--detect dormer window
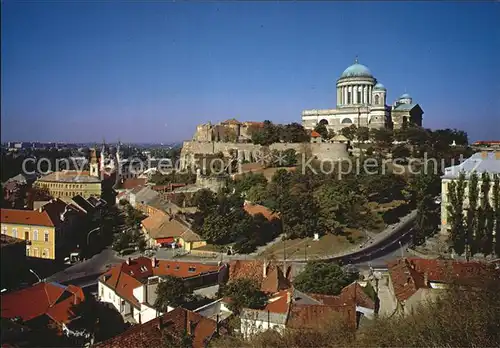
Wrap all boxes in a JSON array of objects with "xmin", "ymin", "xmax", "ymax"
[
  {"xmin": 188, "ymin": 267, "xmax": 196, "ymax": 273},
  {"xmin": 175, "ymin": 266, "xmax": 180, "ymax": 271}
]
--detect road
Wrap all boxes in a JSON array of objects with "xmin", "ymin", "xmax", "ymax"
[
  {"xmin": 45, "ymin": 211, "xmax": 416, "ymax": 286},
  {"xmin": 45, "ymin": 247, "xmax": 122, "ymax": 284}
]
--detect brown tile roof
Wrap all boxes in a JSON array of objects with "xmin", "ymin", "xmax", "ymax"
[
  {"xmin": 221, "ymin": 118, "xmax": 241, "ymax": 125},
  {"xmin": 100, "ymin": 257, "xmax": 222, "ymax": 308},
  {"xmin": 1, "ymin": 208, "xmax": 55, "ymax": 227},
  {"xmin": 243, "ymin": 121, "xmax": 264, "ymax": 127},
  {"xmin": 263, "ymin": 290, "xmax": 290, "ymax": 314},
  {"xmin": 243, "ymin": 202, "xmax": 280, "ymax": 221},
  {"xmin": 95, "ymin": 307, "xmax": 219, "ymax": 348},
  {"xmin": 142, "ymin": 213, "xmax": 203, "ymax": 242},
  {"xmin": 287, "ymin": 302, "xmax": 357, "ymax": 330},
  {"xmin": 309, "ymin": 282, "xmax": 375, "ymax": 310},
  {"xmin": 120, "ymin": 178, "xmax": 146, "ymax": 190},
  {"xmin": 228, "ymin": 260, "xmax": 291, "ymax": 293},
  {"xmin": 1, "ymin": 282, "xmax": 84, "ymax": 325},
  {"xmin": 388, "ymin": 258, "xmax": 495, "ymax": 302}
]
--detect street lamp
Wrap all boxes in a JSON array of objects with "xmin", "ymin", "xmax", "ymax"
[
  {"xmin": 87, "ymin": 227, "xmax": 101, "ymax": 246},
  {"xmin": 29, "ymin": 269, "xmax": 42, "ymax": 283}
]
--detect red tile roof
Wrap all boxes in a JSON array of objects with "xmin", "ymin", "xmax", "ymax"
[
  {"xmin": 100, "ymin": 257, "xmax": 222, "ymax": 308},
  {"xmin": 243, "ymin": 202, "xmax": 280, "ymax": 221},
  {"xmin": 120, "ymin": 178, "xmax": 147, "ymax": 190},
  {"xmin": 1, "ymin": 208, "xmax": 55, "ymax": 227},
  {"xmin": 287, "ymin": 302, "xmax": 357, "ymax": 330},
  {"xmin": 388, "ymin": 258, "xmax": 496, "ymax": 302},
  {"xmin": 1, "ymin": 282, "xmax": 84, "ymax": 325},
  {"xmin": 228, "ymin": 260, "xmax": 291, "ymax": 293},
  {"xmin": 309, "ymin": 282, "xmax": 375, "ymax": 310},
  {"xmin": 94, "ymin": 307, "xmax": 220, "ymax": 348},
  {"xmin": 263, "ymin": 290, "xmax": 290, "ymax": 314},
  {"xmin": 311, "ymin": 130, "xmax": 321, "ymax": 138}
]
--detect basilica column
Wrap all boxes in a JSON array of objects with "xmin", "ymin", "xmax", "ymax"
[
  {"xmin": 363, "ymin": 85, "xmax": 368, "ymax": 105},
  {"xmin": 368, "ymin": 86, "xmax": 372, "ymax": 104},
  {"xmin": 337, "ymin": 88, "xmax": 341, "ymax": 106},
  {"xmin": 343, "ymin": 86, "xmax": 347, "ymax": 105}
]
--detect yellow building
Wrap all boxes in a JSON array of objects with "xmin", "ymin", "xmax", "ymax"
[
  {"xmin": 35, "ymin": 170, "xmax": 102, "ymax": 199},
  {"xmin": 1, "ymin": 208, "xmax": 57, "ymax": 259}
]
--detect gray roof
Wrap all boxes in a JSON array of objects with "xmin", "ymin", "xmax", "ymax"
[
  {"xmin": 393, "ymin": 103, "xmax": 417, "ymax": 111},
  {"xmin": 291, "ymin": 289, "xmax": 322, "ymax": 305},
  {"xmin": 133, "ymin": 187, "xmax": 159, "ymax": 204},
  {"xmin": 442, "ymin": 152, "xmax": 500, "ymax": 180}
]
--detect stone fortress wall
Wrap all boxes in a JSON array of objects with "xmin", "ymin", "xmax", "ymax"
[{"xmin": 180, "ymin": 141, "xmax": 349, "ymax": 170}]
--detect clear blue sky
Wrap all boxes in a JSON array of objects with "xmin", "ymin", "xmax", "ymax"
[{"xmin": 2, "ymin": 2, "xmax": 499, "ymax": 143}]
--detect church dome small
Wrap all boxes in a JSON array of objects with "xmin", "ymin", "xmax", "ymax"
[
  {"xmin": 374, "ymin": 83, "xmax": 386, "ymax": 91},
  {"xmin": 341, "ymin": 60, "xmax": 373, "ymax": 78},
  {"xmin": 399, "ymin": 93, "xmax": 411, "ymax": 99}
]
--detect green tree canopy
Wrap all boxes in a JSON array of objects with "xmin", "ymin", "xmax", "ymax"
[
  {"xmin": 218, "ymin": 278, "xmax": 267, "ymax": 314},
  {"xmin": 294, "ymin": 261, "xmax": 359, "ymax": 296},
  {"xmin": 154, "ymin": 276, "xmax": 192, "ymax": 312}
]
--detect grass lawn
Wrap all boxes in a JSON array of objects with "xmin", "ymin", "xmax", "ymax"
[{"xmin": 259, "ymin": 229, "xmax": 366, "ymax": 260}]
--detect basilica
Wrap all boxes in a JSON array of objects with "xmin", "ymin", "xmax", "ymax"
[{"xmin": 301, "ymin": 59, "xmax": 423, "ymax": 133}]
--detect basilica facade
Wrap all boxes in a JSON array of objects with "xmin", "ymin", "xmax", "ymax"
[{"xmin": 301, "ymin": 59, "xmax": 423, "ymax": 133}]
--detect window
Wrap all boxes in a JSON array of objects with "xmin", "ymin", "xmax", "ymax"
[
  {"xmin": 357, "ymin": 91, "xmax": 362, "ymax": 103},
  {"xmin": 2, "ymin": 226, "xmax": 6, "ymax": 234},
  {"xmin": 12, "ymin": 228, "xmax": 17, "ymax": 238},
  {"xmin": 33, "ymin": 230, "xmax": 39, "ymax": 241},
  {"xmin": 25, "ymin": 231, "xmax": 29, "ymax": 240},
  {"xmin": 44, "ymin": 231, "xmax": 49, "ymax": 242},
  {"xmin": 43, "ymin": 249, "xmax": 49, "ymax": 258},
  {"xmin": 175, "ymin": 265, "xmax": 180, "ymax": 271},
  {"xmin": 347, "ymin": 91, "xmax": 352, "ymax": 104},
  {"xmin": 188, "ymin": 266, "xmax": 196, "ymax": 273},
  {"xmin": 374, "ymin": 95, "xmax": 380, "ymax": 105}
]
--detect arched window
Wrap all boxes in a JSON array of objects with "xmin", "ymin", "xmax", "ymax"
[
  {"xmin": 374, "ymin": 95, "xmax": 380, "ymax": 105},
  {"xmin": 319, "ymin": 119, "xmax": 329, "ymax": 125},
  {"xmin": 341, "ymin": 118, "xmax": 353, "ymax": 124}
]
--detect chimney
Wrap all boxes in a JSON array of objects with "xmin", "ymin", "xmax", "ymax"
[
  {"xmin": 152, "ymin": 256, "xmax": 157, "ymax": 268},
  {"xmin": 424, "ymin": 272, "xmax": 428, "ymax": 286},
  {"xmin": 287, "ymin": 289, "xmax": 292, "ymax": 304},
  {"xmin": 481, "ymin": 151, "xmax": 488, "ymax": 159},
  {"xmin": 157, "ymin": 316, "xmax": 163, "ymax": 330},
  {"xmin": 263, "ymin": 260, "xmax": 269, "ymax": 278},
  {"xmin": 126, "ymin": 257, "xmax": 131, "ymax": 265}
]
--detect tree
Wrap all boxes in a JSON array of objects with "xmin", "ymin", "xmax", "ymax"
[
  {"xmin": 340, "ymin": 125, "xmax": 357, "ymax": 141},
  {"xmin": 191, "ymin": 188, "xmax": 217, "ymax": 214},
  {"xmin": 392, "ymin": 144, "xmax": 411, "ymax": 160},
  {"xmin": 246, "ymin": 184, "xmax": 268, "ymax": 204},
  {"xmin": 218, "ymin": 278, "xmax": 267, "ymax": 314},
  {"xmin": 124, "ymin": 205, "xmax": 146, "ymax": 228},
  {"xmin": 294, "ymin": 261, "xmax": 359, "ymax": 296},
  {"xmin": 447, "ymin": 173, "xmax": 467, "ymax": 255},
  {"xmin": 327, "ymin": 129, "xmax": 337, "ymax": 140},
  {"xmin": 356, "ymin": 126, "xmax": 369, "ymax": 142},
  {"xmin": 314, "ymin": 123, "xmax": 328, "ymax": 140},
  {"xmin": 476, "ymin": 172, "xmax": 492, "ymax": 255},
  {"xmin": 493, "ymin": 174, "xmax": 500, "ymax": 257},
  {"xmin": 251, "ymin": 120, "xmax": 279, "ymax": 146},
  {"xmin": 70, "ymin": 295, "xmax": 127, "ymax": 344},
  {"xmin": 200, "ymin": 211, "xmax": 234, "ymax": 244},
  {"xmin": 466, "ymin": 173, "xmax": 479, "ymax": 256},
  {"xmin": 154, "ymin": 276, "xmax": 191, "ymax": 312},
  {"xmin": 370, "ymin": 128, "xmax": 394, "ymax": 150},
  {"xmin": 411, "ymin": 164, "xmax": 441, "ymax": 246},
  {"xmin": 280, "ymin": 123, "xmax": 310, "ymax": 143}
]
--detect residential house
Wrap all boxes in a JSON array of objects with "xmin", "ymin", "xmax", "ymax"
[
  {"xmin": 1, "ymin": 234, "xmax": 27, "ymax": 289},
  {"xmin": 243, "ymin": 202, "xmax": 280, "ymax": 222},
  {"xmin": 141, "ymin": 212, "xmax": 206, "ymax": 251},
  {"xmin": 1, "ymin": 282, "xmax": 85, "ymax": 335},
  {"xmin": 129, "ymin": 186, "xmax": 159, "ymax": 208},
  {"xmin": 1, "ymin": 208, "xmax": 57, "ymax": 259},
  {"xmin": 240, "ymin": 287, "xmax": 360, "ymax": 339},
  {"xmin": 94, "ymin": 307, "xmax": 223, "ymax": 348},
  {"xmin": 387, "ymin": 257, "xmax": 497, "ymax": 315},
  {"xmin": 310, "ymin": 130, "xmax": 323, "ymax": 143},
  {"xmin": 98, "ymin": 257, "xmax": 227, "ymax": 324},
  {"xmin": 228, "ymin": 260, "xmax": 292, "ymax": 293}
]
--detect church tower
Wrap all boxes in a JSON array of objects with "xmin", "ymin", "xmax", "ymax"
[{"xmin": 89, "ymin": 148, "xmax": 99, "ymax": 177}]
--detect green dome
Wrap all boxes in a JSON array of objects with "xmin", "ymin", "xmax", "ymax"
[
  {"xmin": 374, "ymin": 83, "xmax": 386, "ymax": 91},
  {"xmin": 400, "ymin": 93, "xmax": 412, "ymax": 99},
  {"xmin": 341, "ymin": 62, "xmax": 373, "ymax": 78}
]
